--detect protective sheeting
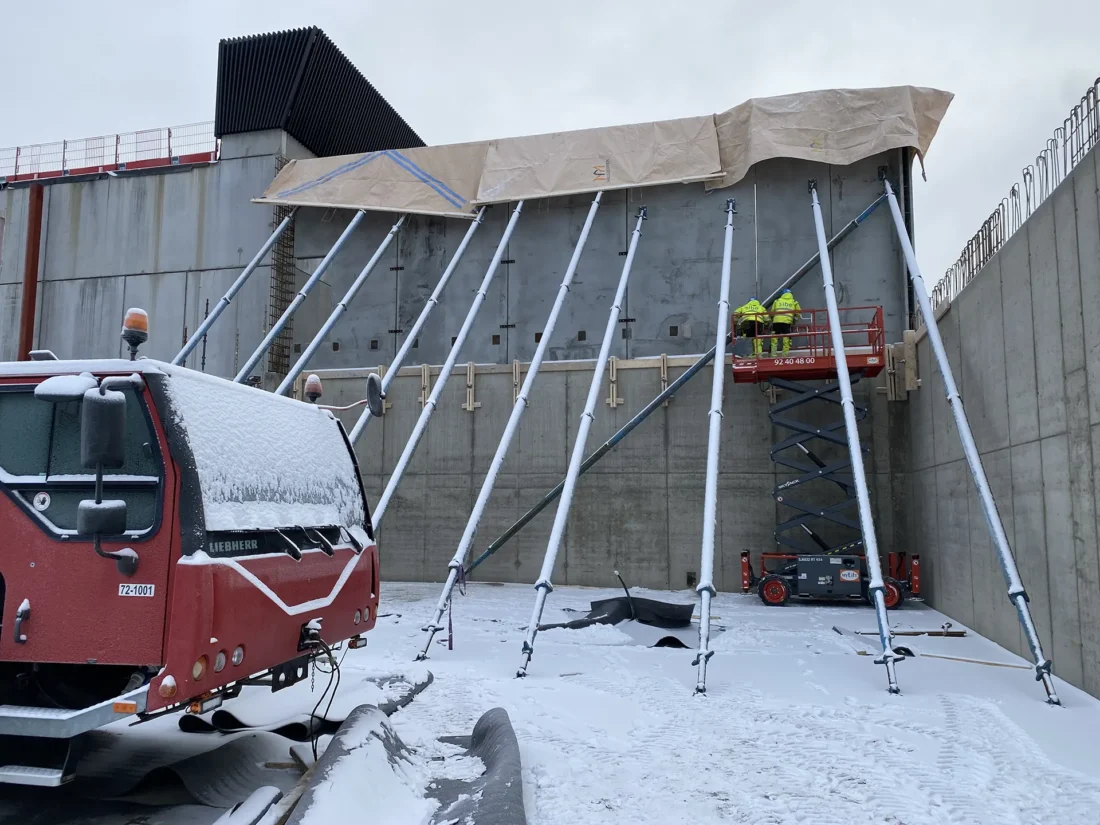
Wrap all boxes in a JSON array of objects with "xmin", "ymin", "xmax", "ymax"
[
  {"xmin": 255, "ymin": 84, "xmax": 952, "ymax": 218},
  {"xmin": 475, "ymin": 115, "xmax": 721, "ymax": 203},
  {"xmin": 258, "ymin": 142, "xmax": 489, "ymax": 218},
  {"xmin": 707, "ymin": 85, "xmax": 954, "ymax": 190}
]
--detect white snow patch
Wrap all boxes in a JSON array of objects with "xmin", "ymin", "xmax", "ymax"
[
  {"xmin": 298, "ymin": 714, "xmax": 436, "ymax": 825},
  {"xmin": 538, "ymin": 622, "xmax": 634, "ymax": 646},
  {"xmin": 32, "ymin": 373, "xmax": 98, "ymax": 399},
  {"xmin": 162, "ymin": 366, "xmax": 365, "ymax": 532},
  {"xmin": 363, "ymin": 581, "xmax": 1100, "ymax": 825}
]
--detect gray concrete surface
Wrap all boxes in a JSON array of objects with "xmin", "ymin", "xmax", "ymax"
[
  {"xmin": 0, "ymin": 139, "xmax": 912, "ymax": 381},
  {"xmin": 0, "ymin": 132, "xmax": 310, "ymax": 372},
  {"xmin": 907, "ymin": 142, "xmax": 1100, "ymax": 697},
  {"xmin": 314, "ymin": 351, "xmax": 902, "ymax": 595}
]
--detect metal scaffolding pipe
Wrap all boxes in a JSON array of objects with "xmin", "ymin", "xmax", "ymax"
[
  {"xmin": 276, "ymin": 215, "xmax": 406, "ymax": 395},
  {"xmin": 349, "ymin": 208, "xmax": 486, "ymax": 445},
  {"xmin": 417, "ymin": 193, "xmax": 604, "ymax": 660},
  {"xmin": 693, "ymin": 198, "xmax": 736, "ymax": 695},
  {"xmin": 234, "ymin": 210, "xmax": 366, "ymax": 384},
  {"xmin": 883, "ymin": 179, "xmax": 1059, "ymax": 705},
  {"xmin": 465, "ymin": 192, "xmax": 887, "ymax": 576},
  {"xmin": 810, "ymin": 182, "xmax": 899, "ymax": 695},
  {"xmin": 517, "ymin": 205, "xmax": 647, "ymax": 678},
  {"xmin": 173, "ymin": 208, "xmax": 298, "ymax": 366},
  {"xmin": 372, "ymin": 202, "xmax": 525, "ymax": 528}
]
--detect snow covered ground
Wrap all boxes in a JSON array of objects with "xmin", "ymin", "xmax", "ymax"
[{"xmin": 356, "ymin": 581, "xmax": 1100, "ymax": 825}]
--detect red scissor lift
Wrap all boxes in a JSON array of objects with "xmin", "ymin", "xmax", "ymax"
[{"xmin": 730, "ymin": 306, "xmax": 919, "ymax": 607}]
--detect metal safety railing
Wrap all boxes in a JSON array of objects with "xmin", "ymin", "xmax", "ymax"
[
  {"xmin": 0, "ymin": 121, "xmax": 218, "ymax": 183},
  {"xmin": 732, "ymin": 306, "xmax": 885, "ymax": 357},
  {"xmin": 919, "ymin": 76, "xmax": 1099, "ymax": 327}
]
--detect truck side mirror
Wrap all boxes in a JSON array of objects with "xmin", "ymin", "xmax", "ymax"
[
  {"xmin": 77, "ymin": 500, "xmax": 127, "ymax": 535},
  {"xmin": 366, "ymin": 373, "xmax": 385, "ymax": 418},
  {"xmin": 79, "ymin": 387, "xmax": 138, "ymax": 576},
  {"xmin": 81, "ymin": 387, "xmax": 126, "ymax": 469}
]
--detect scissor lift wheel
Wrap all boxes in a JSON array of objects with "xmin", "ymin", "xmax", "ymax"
[
  {"xmin": 879, "ymin": 578, "xmax": 905, "ymax": 610},
  {"xmin": 759, "ymin": 574, "xmax": 791, "ymax": 606}
]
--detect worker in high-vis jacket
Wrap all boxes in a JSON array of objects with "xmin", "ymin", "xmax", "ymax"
[
  {"xmin": 734, "ymin": 296, "xmax": 768, "ymax": 357},
  {"xmin": 768, "ymin": 289, "xmax": 801, "ymax": 356}
]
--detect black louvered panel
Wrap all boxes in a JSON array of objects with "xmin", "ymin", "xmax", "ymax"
[{"xmin": 215, "ymin": 26, "xmax": 423, "ymax": 155}]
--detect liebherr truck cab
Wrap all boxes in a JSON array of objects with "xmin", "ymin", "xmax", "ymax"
[{"xmin": 0, "ymin": 341, "xmax": 379, "ymax": 786}]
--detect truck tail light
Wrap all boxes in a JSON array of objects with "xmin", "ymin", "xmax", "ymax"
[{"xmin": 192, "ymin": 656, "xmax": 207, "ymax": 681}]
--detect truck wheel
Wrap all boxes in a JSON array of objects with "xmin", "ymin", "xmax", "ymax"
[
  {"xmin": 759, "ymin": 574, "xmax": 790, "ymax": 606},
  {"xmin": 884, "ymin": 578, "xmax": 905, "ymax": 609}
]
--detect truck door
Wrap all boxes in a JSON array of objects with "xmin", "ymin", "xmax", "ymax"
[{"xmin": 0, "ymin": 380, "xmax": 174, "ymax": 666}]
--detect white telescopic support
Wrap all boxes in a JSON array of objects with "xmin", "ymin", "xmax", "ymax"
[
  {"xmin": 417, "ymin": 193, "xmax": 604, "ymax": 661},
  {"xmin": 349, "ymin": 208, "xmax": 486, "ymax": 445},
  {"xmin": 234, "ymin": 210, "xmax": 366, "ymax": 384},
  {"xmin": 809, "ymin": 183, "xmax": 900, "ymax": 694},
  {"xmin": 276, "ymin": 215, "xmax": 406, "ymax": 395},
  {"xmin": 371, "ymin": 202, "xmax": 525, "ymax": 529},
  {"xmin": 173, "ymin": 208, "xmax": 298, "ymax": 366},
  {"xmin": 693, "ymin": 198, "xmax": 736, "ymax": 695},
  {"xmin": 883, "ymin": 179, "xmax": 1059, "ymax": 704},
  {"xmin": 517, "ymin": 205, "xmax": 648, "ymax": 678}
]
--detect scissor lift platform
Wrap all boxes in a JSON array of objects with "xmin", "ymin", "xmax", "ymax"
[{"xmin": 731, "ymin": 306, "xmax": 885, "ymax": 384}]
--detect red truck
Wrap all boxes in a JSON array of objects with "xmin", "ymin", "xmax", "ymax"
[{"xmin": 0, "ymin": 333, "xmax": 380, "ymax": 786}]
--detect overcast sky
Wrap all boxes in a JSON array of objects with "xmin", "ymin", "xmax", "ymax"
[{"xmin": 3, "ymin": 0, "xmax": 1098, "ymax": 283}]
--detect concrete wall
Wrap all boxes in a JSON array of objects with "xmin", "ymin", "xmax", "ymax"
[
  {"xmin": 0, "ymin": 135, "xmax": 913, "ymax": 600},
  {"xmin": 0, "ymin": 130, "xmax": 313, "ymax": 373},
  {"xmin": 2, "ymin": 146, "xmax": 908, "ymax": 388},
  {"xmin": 287, "ymin": 152, "xmax": 910, "ymax": 374},
  {"xmin": 907, "ymin": 142, "xmax": 1100, "ymax": 697},
  {"xmin": 313, "ymin": 351, "xmax": 905, "ymax": 593}
]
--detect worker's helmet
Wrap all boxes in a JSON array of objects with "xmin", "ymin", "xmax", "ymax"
[
  {"xmin": 783, "ymin": 289, "xmax": 792, "ymax": 296},
  {"xmin": 749, "ymin": 296, "xmax": 757, "ymax": 302}
]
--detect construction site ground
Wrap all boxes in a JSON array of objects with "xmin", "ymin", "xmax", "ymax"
[
  {"xmin": 5, "ymin": 582, "xmax": 1100, "ymax": 824},
  {"xmin": 373, "ymin": 582, "xmax": 1100, "ymax": 824}
]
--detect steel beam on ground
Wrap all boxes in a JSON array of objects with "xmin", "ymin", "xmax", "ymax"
[
  {"xmin": 417, "ymin": 193, "xmax": 604, "ymax": 660},
  {"xmin": 517, "ymin": 205, "xmax": 647, "ymax": 678},
  {"xmin": 349, "ymin": 208, "xmax": 486, "ymax": 445},
  {"xmin": 234, "ymin": 210, "xmax": 365, "ymax": 384},
  {"xmin": 276, "ymin": 215, "xmax": 405, "ymax": 395},
  {"xmin": 810, "ymin": 182, "xmax": 899, "ymax": 695},
  {"xmin": 372, "ymin": 203, "xmax": 524, "ymax": 528},
  {"xmin": 172, "ymin": 208, "xmax": 298, "ymax": 366},
  {"xmin": 466, "ymin": 192, "xmax": 886, "ymax": 576},
  {"xmin": 883, "ymin": 178, "xmax": 1059, "ymax": 705},
  {"xmin": 693, "ymin": 198, "xmax": 736, "ymax": 695}
]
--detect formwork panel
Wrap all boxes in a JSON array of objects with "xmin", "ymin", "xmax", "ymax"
[
  {"xmin": 37, "ymin": 276, "xmax": 125, "ymax": 360},
  {"xmin": 998, "ymin": 229, "xmax": 1041, "ymax": 446}
]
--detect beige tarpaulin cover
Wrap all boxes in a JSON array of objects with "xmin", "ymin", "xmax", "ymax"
[
  {"xmin": 255, "ymin": 84, "xmax": 952, "ymax": 219},
  {"xmin": 257, "ymin": 141, "xmax": 489, "ymax": 219},
  {"xmin": 706, "ymin": 85, "xmax": 954, "ymax": 191},
  {"xmin": 475, "ymin": 115, "xmax": 721, "ymax": 203}
]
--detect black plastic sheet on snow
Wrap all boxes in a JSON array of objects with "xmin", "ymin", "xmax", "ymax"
[{"xmin": 215, "ymin": 27, "xmax": 423, "ymax": 156}]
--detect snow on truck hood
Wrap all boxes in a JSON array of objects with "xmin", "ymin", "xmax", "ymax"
[
  {"xmin": 160, "ymin": 366, "xmax": 366, "ymax": 533},
  {"xmin": 0, "ymin": 358, "xmax": 367, "ymax": 534}
]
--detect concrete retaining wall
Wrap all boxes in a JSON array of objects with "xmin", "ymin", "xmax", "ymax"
[
  {"xmin": 1, "ymin": 144, "xmax": 911, "ymax": 386},
  {"xmin": 315, "ymin": 353, "xmax": 906, "ymax": 592},
  {"xmin": 907, "ymin": 142, "xmax": 1100, "ymax": 697}
]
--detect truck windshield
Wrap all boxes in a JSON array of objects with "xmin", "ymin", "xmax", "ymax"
[{"xmin": 0, "ymin": 385, "xmax": 162, "ymax": 536}]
